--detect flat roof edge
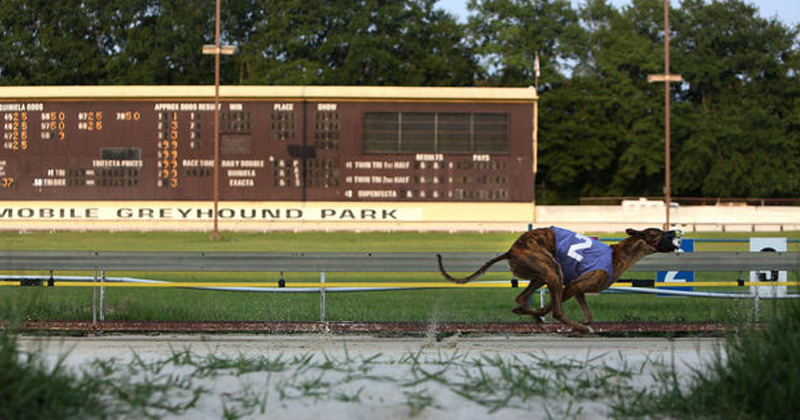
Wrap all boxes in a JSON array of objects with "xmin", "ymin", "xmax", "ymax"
[{"xmin": 0, "ymin": 85, "xmax": 538, "ymax": 101}]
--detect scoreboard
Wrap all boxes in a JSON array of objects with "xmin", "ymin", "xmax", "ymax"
[{"xmin": 0, "ymin": 86, "xmax": 536, "ymax": 205}]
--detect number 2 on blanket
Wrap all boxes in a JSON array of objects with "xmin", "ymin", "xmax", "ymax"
[{"xmin": 567, "ymin": 233, "xmax": 592, "ymax": 262}]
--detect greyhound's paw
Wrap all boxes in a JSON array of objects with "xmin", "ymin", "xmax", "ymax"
[
  {"xmin": 511, "ymin": 306, "xmax": 526, "ymax": 315},
  {"xmin": 567, "ymin": 325, "xmax": 594, "ymax": 336}
]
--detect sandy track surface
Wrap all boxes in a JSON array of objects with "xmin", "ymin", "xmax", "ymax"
[{"xmin": 19, "ymin": 334, "xmax": 721, "ymax": 419}]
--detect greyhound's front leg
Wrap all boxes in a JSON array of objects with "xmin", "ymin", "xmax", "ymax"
[
  {"xmin": 574, "ymin": 294, "xmax": 592, "ymax": 325},
  {"xmin": 562, "ymin": 271, "xmax": 610, "ymax": 327},
  {"xmin": 548, "ymin": 281, "xmax": 593, "ymax": 333}
]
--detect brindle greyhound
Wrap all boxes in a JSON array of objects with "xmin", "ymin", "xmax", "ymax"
[{"xmin": 437, "ymin": 227, "xmax": 682, "ymax": 333}]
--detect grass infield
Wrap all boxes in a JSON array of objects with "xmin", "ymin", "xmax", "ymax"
[{"xmin": 1, "ymin": 230, "xmax": 797, "ymax": 324}]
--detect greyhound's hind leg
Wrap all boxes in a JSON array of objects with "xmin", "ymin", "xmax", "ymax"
[
  {"xmin": 508, "ymin": 248, "xmax": 562, "ymax": 323},
  {"xmin": 514, "ymin": 279, "xmax": 544, "ymax": 307},
  {"xmin": 511, "ymin": 279, "xmax": 547, "ymax": 322}
]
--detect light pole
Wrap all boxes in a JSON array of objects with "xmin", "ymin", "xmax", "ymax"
[
  {"xmin": 531, "ymin": 53, "xmax": 540, "ymax": 223},
  {"xmin": 648, "ymin": 0, "xmax": 681, "ymax": 230},
  {"xmin": 202, "ymin": 0, "xmax": 235, "ymax": 241}
]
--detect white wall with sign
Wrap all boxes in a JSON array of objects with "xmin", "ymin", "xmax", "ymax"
[{"xmin": 750, "ymin": 237, "xmax": 788, "ymax": 297}]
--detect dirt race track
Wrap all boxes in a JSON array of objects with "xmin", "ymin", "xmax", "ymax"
[
  {"xmin": 16, "ymin": 319, "xmax": 732, "ymax": 334},
  {"xmin": 18, "ymin": 332, "xmax": 723, "ymax": 419}
]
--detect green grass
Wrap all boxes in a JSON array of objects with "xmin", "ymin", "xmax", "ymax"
[
  {"xmin": 0, "ymin": 230, "xmax": 797, "ymax": 324},
  {"xmin": 2, "ymin": 231, "xmax": 797, "ymax": 419},
  {"xmin": 0, "ymin": 326, "xmax": 206, "ymax": 419},
  {"xmin": 2, "ymin": 296, "xmax": 799, "ymax": 419},
  {"xmin": 2, "ymin": 230, "xmax": 797, "ymax": 252},
  {"xmin": 0, "ymin": 231, "xmax": 520, "ymax": 252},
  {"xmin": 613, "ymin": 299, "xmax": 800, "ymax": 419},
  {"xmin": 1, "ymin": 284, "xmax": 791, "ymax": 324},
  {"xmin": 0, "ymin": 329, "xmax": 107, "ymax": 419},
  {"xmin": 0, "ymin": 330, "xmax": 656, "ymax": 419}
]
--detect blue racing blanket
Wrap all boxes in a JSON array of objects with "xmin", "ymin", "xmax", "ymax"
[{"xmin": 551, "ymin": 226, "xmax": 614, "ymax": 284}]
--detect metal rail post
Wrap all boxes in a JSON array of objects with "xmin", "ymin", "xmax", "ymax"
[
  {"xmin": 320, "ymin": 271, "xmax": 326, "ymax": 323},
  {"xmin": 100, "ymin": 269, "xmax": 106, "ymax": 322},
  {"xmin": 754, "ymin": 284, "xmax": 761, "ymax": 322},
  {"xmin": 92, "ymin": 267, "xmax": 98, "ymax": 324}
]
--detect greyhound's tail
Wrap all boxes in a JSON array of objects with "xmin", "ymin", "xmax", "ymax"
[{"xmin": 436, "ymin": 252, "xmax": 510, "ymax": 284}]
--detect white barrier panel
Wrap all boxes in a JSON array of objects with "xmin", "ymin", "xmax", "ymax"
[
  {"xmin": 750, "ymin": 238, "xmax": 788, "ymax": 297},
  {"xmin": 656, "ymin": 238, "xmax": 694, "ymax": 295}
]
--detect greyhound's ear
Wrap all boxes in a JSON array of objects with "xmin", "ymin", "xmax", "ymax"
[{"xmin": 625, "ymin": 228, "xmax": 640, "ymax": 237}]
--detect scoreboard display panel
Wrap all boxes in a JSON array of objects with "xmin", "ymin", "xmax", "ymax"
[{"xmin": 0, "ymin": 86, "xmax": 536, "ymax": 205}]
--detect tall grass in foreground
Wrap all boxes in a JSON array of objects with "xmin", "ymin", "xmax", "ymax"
[
  {"xmin": 1, "ymin": 299, "xmax": 797, "ymax": 419},
  {"xmin": 1, "ymin": 325, "xmax": 205, "ymax": 419},
  {"xmin": 614, "ymin": 300, "xmax": 800, "ymax": 418},
  {"xmin": 0, "ymin": 328, "xmax": 106, "ymax": 420}
]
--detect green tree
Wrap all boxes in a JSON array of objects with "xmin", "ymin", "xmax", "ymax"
[
  {"xmin": 538, "ymin": 76, "xmax": 619, "ymax": 201},
  {"xmin": 105, "ymin": 0, "xmax": 216, "ymax": 84},
  {"xmin": 672, "ymin": 0, "xmax": 800, "ymax": 198},
  {"xmin": 540, "ymin": 0, "xmax": 800, "ymax": 202},
  {"xmin": 0, "ymin": 0, "xmax": 110, "ymax": 84},
  {"xmin": 537, "ymin": 0, "xmax": 667, "ymax": 203},
  {"xmin": 238, "ymin": 0, "xmax": 478, "ymax": 85},
  {"xmin": 466, "ymin": 0, "xmax": 583, "ymax": 86},
  {"xmin": 1, "ymin": 0, "xmax": 798, "ymax": 201},
  {"xmin": 0, "ymin": 0, "xmax": 217, "ymax": 85},
  {"xmin": 223, "ymin": 0, "xmax": 267, "ymax": 83},
  {"xmin": 327, "ymin": 0, "xmax": 479, "ymax": 85}
]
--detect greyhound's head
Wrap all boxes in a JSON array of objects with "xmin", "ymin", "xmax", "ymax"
[{"xmin": 625, "ymin": 228, "xmax": 683, "ymax": 253}]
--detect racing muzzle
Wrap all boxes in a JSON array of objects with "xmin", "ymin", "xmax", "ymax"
[{"xmin": 655, "ymin": 229, "xmax": 683, "ymax": 252}]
